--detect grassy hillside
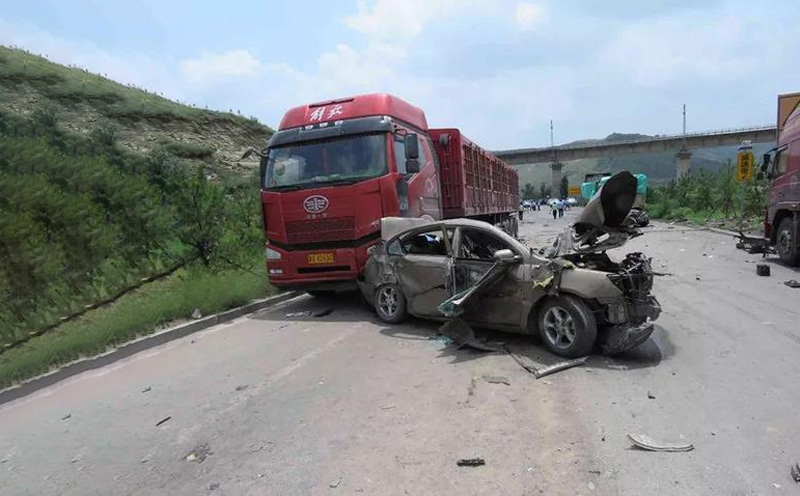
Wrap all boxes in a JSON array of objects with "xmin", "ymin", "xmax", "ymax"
[
  {"xmin": 0, "ymin": 45, "xmax": 272, "ymax": 178},
  {"xmin": 516, "ymin": 133, "xmax": 773, "ymax": 193},
  {"xmin": 0, "ymin": 46, "xmax": 275, "ymax": 383}
]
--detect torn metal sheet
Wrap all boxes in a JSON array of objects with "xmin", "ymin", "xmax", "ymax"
[
  {"xmin": 438, "ymin": 318, "xmax": 500, "ymax": 352},
  {"xmin": 627, "ymin": 433, "xmax": 694, "ymax": 452},
  {"xmin": 438, "ymin": 262, "xmax": 509, "ymax": 317},
  {"xmin": 533, "ymin": 357, "xmax": 589, "ymax": 379}
]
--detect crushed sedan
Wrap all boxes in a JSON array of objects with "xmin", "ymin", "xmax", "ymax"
[{"xmin": 357, "ymin": 171, "xmax": 662, "ymax": 358}]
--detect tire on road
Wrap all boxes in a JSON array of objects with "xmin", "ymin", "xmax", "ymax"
[
  {"xmin": 374, "ymin": 283, "xmax": 408, "ymax": 324},
  {"xmin": 776, "ymin": 217, "xmax": 800, "ymax": 267},
  {"xmin": 537, "ymin": 295, "xmax": 597, "ymax": 358}
]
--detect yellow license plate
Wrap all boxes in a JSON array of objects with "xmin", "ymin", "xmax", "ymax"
[{"xmin": 307, "ymin": 252, "xmax": 334, "ymax": 265}]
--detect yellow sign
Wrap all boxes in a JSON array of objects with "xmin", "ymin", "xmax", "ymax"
[
  {"xmin": 568, "ymin": 186, "xmax": 581, "ymax": 197},
  {"xmin": 736, "ymin": 151, "xmax": 754, "ymax": 182},
  {"xmin": 307, "ymin": 252, "xmax": 334, "ymax": 265}
]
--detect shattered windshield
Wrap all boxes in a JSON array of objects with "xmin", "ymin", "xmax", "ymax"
[{"xmin": 264, "ymin": 134, "xmax": 388, "ymax": 189}]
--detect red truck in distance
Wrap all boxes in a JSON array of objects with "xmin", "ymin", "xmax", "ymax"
[
  {"xmin": 258, "ymin": 93, "xmax": 519, "ymax": 295},
  {"xmin": 761, "ymin": 92, "xmax": 800, "ymax": 266}
]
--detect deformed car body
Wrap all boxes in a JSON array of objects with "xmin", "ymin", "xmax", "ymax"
[{"xmin": 358, "ymin": 171, "xmax": 662, "ymax": 358}]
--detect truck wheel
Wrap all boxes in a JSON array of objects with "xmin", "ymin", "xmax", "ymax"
[
  {"xmin": 776, "ymin": 217, "xmax": 800, "ymax": 267},
  {"xmin": 374, "ymin": 283, "xmax": 408, "ymax": 324},
  {"xmin": 537, "ymin": 295, "xmax": 597, "ymax": 358}
]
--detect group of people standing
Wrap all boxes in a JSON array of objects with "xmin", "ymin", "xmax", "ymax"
[{"xmin": 518, "ymin": 199, "xmax": 570, "ymax": 220}]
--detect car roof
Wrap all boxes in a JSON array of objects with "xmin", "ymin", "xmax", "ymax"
[{"xmin": 380, "ymin": 217, "xmax": 529, "ymax": 254}]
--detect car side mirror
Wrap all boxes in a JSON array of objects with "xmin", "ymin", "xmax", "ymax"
[
  {"xmin": 494, "ymin": 248, "xmax": 521, "ymax": 264},
  {"xmin": 405, "ymin": 133, "xmax": 420, "ymax": 173}
]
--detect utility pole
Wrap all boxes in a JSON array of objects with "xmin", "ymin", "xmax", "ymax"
[
  {"xmin": 682, "ymin": 104, "xmax": 687, "ymax": 148},
  {"xmin": 676, "ymin": 103, "xmax": 691, "ymax": 180},
  {"xmin": 549, "ymin": 119, "xmax": 562, "ymax": 198}
]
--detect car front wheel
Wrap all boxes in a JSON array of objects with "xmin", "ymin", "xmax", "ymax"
[
  {"xmin": 374, "ymin": 283, "xmax": 408, "ymax": 324},
  {"xmin": 776, "ymin": 217, "xmax": 800, "ymax": 267},
  {"xmin": 538, "ymin": 295, "xmax": 597, "ymax": 358}
]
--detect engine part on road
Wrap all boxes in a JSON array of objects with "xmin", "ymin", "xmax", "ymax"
[
  {"xmin": 457, "ymin": 458, "xmax": 486, "ymax": 467},
  {"xmin": 756, "ymin": 264, "xmax": 771, "ymax": 276},
  {"xmin": 785, "ymin": 280, "xmax": 800, "ymax": 288},
  {"xmin": 627, "ymin": 433, "xmax": 694, "ymax": 452}
]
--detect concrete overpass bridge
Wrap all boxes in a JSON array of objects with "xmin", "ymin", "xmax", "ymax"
[{"xmin": 495, "ymin": 125, "xmax": 777, "ymax": 194}]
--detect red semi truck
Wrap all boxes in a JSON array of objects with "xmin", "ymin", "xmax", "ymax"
[
  {"xmin": 258, "ymin": 93, "xmax": 519, "ymax": 294},
  {"xmin": 760, "ymin": 92, "xmax": 800, "ymax": 266}
]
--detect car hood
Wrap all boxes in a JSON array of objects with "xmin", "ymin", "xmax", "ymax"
[{"xmin": 548, "ymin": 171, "xmax": 639, "ymax": 257}]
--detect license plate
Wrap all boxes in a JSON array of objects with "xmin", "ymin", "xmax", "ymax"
[{"xmin": 307, "ymin": 252, "xmax": 334, "ymax": 265}]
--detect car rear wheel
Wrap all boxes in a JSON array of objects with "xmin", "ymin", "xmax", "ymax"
[
  {"xmin": 776, "ymin": 217, "xmax": 800, "ymax": 267},
  {"xmin": 374, "ymin": 283, "xmax": 408, "ymax": 324},
  {"xmin": 538, "ymin": 295, "xmax": 597, "ymax": 358}
]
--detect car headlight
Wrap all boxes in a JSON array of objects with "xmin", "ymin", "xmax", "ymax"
[{"xmin": 266, "ymin": 246, "xmax": 282, "ymax": 260}]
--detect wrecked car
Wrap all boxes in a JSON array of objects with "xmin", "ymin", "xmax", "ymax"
[{"xmin": 358, "ymin": 171, "xmax": 661, "ymax": 358}]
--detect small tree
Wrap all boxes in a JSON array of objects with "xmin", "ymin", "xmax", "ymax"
[
  {"xmin": 538, "ymin": 182, "xmax": 550, "ymax": 198},
  {"xmin": 560, "ymin": 175, "xmax": 569, "ymax": 199},
  {"xmin": 521, "ymin": 182, "xmax": 536, "ymax": 199}
]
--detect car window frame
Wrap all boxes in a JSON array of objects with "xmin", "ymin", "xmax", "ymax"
[
  {"xmin": 453, "ymin": 226, "xmax": 519, "ymax": 262},
  {"xmin": 390, "ymin": 224, "xmax": 454, "ymax": 257}
]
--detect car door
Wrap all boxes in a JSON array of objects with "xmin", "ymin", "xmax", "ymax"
[
  {"xmin": 452, "ymin": 226, "xmax": 523, "ymax": 328},
  {"xmin": 392, "ymin": 225, "xmax": 454, "ymax": 317}
]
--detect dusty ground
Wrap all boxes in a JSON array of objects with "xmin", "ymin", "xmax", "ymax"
[{"xmin": 2, "ymin": 208, "xmax": 799, "ymax": 495}]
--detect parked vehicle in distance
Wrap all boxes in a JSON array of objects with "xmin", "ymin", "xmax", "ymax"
[
  {"xmin": 359, "ymin": 172, "xmax": 662, "ymax": 358},
  {"xmin": 255, "ymin": 94, "xmax": 520, "ymax": 295},
  {"xmin": 760, "ymin": 92, "xmax": 800, "ymax": 266}
]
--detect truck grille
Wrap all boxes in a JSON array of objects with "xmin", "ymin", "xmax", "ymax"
[{"xmin": 286, "ymin": 217, "xmax": 355, "ymax": 245}]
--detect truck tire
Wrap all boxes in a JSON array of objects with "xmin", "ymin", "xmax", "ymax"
[
  {"xmin": 776, "ymin": 217, "xmax": 800, "ymax": 267},
  {"xmin": 537, "ymin": 295, "xmax": 597, "ymax": 358},
  {"xmin": 374, "ymin": 283, "xmax": 408, "ymax": 324}
]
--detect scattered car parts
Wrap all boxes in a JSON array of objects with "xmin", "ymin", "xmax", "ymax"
[
  {"xmin": 457, "ymin": 458, "xmax": 486, "ymax": 467},
  {"xmin": 627, "ymin": 433, "xmax": 694, "ymax": 452}
]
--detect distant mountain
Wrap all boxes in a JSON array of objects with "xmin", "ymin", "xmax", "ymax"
[{"xmin": 516, "ymin": 132, "xmax": 773, "ymax": 191}]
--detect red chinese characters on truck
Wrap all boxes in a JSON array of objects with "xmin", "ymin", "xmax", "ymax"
[{"xmin": 260, "ymin": 93, "xmax": 520, "ymax": 292}]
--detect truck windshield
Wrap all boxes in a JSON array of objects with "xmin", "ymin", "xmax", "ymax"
[{"xmin": 264, "ymin": 134, "xmax": 388, "ymax": 190}]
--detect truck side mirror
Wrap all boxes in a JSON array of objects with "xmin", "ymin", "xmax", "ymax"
[
  {"xmin": 405, "ymin": 133, "xmax": 420, "ymax": 173},
  {"xmin": 761, "ymin": 153, "xmax": 771, "ymax": 172}
]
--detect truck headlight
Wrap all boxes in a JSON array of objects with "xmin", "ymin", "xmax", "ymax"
[{"xmin": 266, "ymin": 246, "xmax": 282, "ymax": 260}]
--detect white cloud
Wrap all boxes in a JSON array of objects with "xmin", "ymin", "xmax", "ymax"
[
  {"xmin": 514, "ymin": 2, "xmax": 545, "ymax": 30},
  {"xmin": 345, "ymin": 0, "xmax": 486, "ymax": 40},
  {"xmin": 179, "ymin": 49, "xmax": 263, "ymax": 85}
]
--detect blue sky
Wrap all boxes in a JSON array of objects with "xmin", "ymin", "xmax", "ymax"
[{"xmin": 1, "ymin": 0, "xmax": 798, "ymax": 149}]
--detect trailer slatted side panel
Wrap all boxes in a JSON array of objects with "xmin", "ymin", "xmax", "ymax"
[{"xmin": 430, "ymin": 128, "xmax": 519, "ymax": 220}]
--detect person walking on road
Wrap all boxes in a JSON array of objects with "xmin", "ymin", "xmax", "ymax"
[
  {"xmin": 551, "ymin": 200, "xmax": 558, "ymax": 220},
  {"xmin": 557, "ymin": 199, "xmax": 565, "ymax": 218}
]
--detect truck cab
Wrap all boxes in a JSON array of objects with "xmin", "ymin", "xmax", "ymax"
[
  {"xmin": 259, "ymin": 94, "xmax": 442, "ymax": 292},
  {"xmin": 762, "ymin": 94, "xmax": 800, "ymax": 266}
]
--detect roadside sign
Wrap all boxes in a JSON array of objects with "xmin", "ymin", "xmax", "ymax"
[
  {"xmin": 568, "ymin": 186, "xmax": 581, "ymax": 197},
  {"xmin": 736, "ymin": 151, "xmax": 754, "ymax": 182}
]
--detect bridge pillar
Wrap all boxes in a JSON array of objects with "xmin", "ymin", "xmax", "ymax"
[
  {"xmin": 551, "ymin": 162, "xmax": 562, "ymax": 198},
  {"xmin": 676, "ymin": 149, "xmax": 691, "ymax": 180}
]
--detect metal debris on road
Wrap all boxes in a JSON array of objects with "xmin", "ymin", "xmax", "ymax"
[
  {"xmin": 141, "ymin": 386, "xmax": 151, "ymax": 393},
  {"xmin": 791, "ymin": 462, "xmax": 800, "ymax": 482},
  {"xmin": 155, "ymin": 416, "xmax": 171, "ymax": 427},
  {"xmin": 235, "ymin": 384, "xmax": 249, "ymax": 391},
  {"xmin": 785, "ymin": 280, "xmax": 800, "ymax": 289},
  {"xmin": 330, "ymin": 478, "xmax": 341, "ymax": 488},
  {"xmin": 185, "ymin": 443, "xmax": 211, "ymax": 463},
  {"xmin": 380, "ymin": 405, "xmax": 396, "ymax": 410},
  {"xmin": 61, "ymin": 413, "xmax": 71, "ymax": 420},
  {"xmin": 286, "ymin": 311, "xmax": 312, "ymax": 318},
  {"xmin": 313, "ymin": 308, "xmax": 334, "ymax": 317},
  {"xmin": 209, "ymin": 482, "xmax": 220, "ymax": 491},
  {"xmin": 534, "ymin": 357, "xmax": 589, "ymax": 379},
  {"xmin": 191, "ymin": 308, "xmax": 202, "ymax": 319},
  {"xmin": 456, "ymin": 458, "xmax": 486, "ymax": 467},
  {"xmin": 438, "ymin": 318, "xmax": 500, "ymax": 352},
  {"xmin": 627, "ymin": 433, "xmax": 694, "ymax": 452},
  {"xmin": 647, "ymin": 391, "xmax": 656, "ymax": 399},
  {"xmin": 756, "ymin": 264, "xmax": 771, "ymax": 277},
  {"xmin": 483, "ymin": 375, "xmax": 510, "ymax": 385}
]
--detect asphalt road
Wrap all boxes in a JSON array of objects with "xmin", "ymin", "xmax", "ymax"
[{"xmin": 2, "ymin": 208, "xmax": 800, "ymax": 495}]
